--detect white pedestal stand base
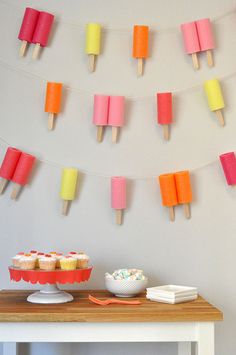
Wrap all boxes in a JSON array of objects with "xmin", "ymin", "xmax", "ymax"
[{"xmin": 27, "ymin": 284, "xmax": 73, "ymax": 304}]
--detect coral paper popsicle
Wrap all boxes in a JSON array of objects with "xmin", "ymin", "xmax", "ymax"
[
  {"xmin": 157, "ymin": 93, "xmax": 173, "ymax": 140},
  {"xmin": 174, "ymin": 171, "xmax": 192, "ymax": 219},
  {"xmin": 93, "ymin": 95, "xmax": 109, "ymax": 142},
  {"xmin": 219, "ymin": 152, "xmax": 236, "ymax": 187},
  {"xmin": 132, "ymin": 25, "xmax": 149, "ymax": 76},
  {"xmin": 85, "ymin": 23, "xmax": 101, "ymax": 72},
  {"xmin": 18, "ymin": 7, "xmax": 40, "ymax": 57},
  {"xmin": 11, "ymin": 152, "xmax": 36, "ymax": 199},
  {"xmin": 0, "ymin": 147, "xmax": 22, "ymax": 194},
  {"xmin": 45, "ymin": 82, "xmax": 63, "ymax": 130},
  {"xmin": 196, "ymin": 18, "xmax": 215, "ymax": 67},
  {"xmin": 111, "ymin": 177, "xmax": 127, "ymax": 225},
  {"xmin": 60, "ymin": 168, "xmax": 78, "ymax": 215},
  {"xmin": 204, "ymin": 79, "xmax": 225, "ymax": 126},
  {"xmin": 181, "ymin": 22, "xmax": 200, "ymax": 70},
  {"xmin": 108, "ymin": 96, "xmax": 125, "ymax": 143},
  {"xmin": 158, "ymin": 174, "xmax": 178, "ymax": 221},
  {"xmin": 32, "ymin": 11, "xmax": 54, "ymax": 59}
]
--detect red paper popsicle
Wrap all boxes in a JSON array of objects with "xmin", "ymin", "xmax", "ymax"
[
  {"xmin": 0, "ymin": 147, "xmax": 22, "ymax": 194},
  {"xmin": 32, "ymin": 11, "xmax": 54, "ymax": 59},
  {"xmin": 157, "ymin": 93, "xmax": 173, "ymax": 140}
]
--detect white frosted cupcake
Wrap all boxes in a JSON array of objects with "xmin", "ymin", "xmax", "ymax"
[
  {"xmin": 35, "ymin": 252, "xmax": 45, "ymax": 268},
  {"xmin": 75, "ymin": 252, "xmax": 89, "ymax": 269},
  {"xmin": 39, "ymin": 254, "xmax": 56, "ymax": 270},
  {"xmin": 12, "ymin": 252, "xmax": 24, "ymax": 268},
  {"xmin": 60, "ymin": 256, "xmax": 77, "ymax": 270},
  {"xmin": 19, "ymin": 254, "xmax": 36, "ymax": 270},
  {"xmin": 49, "ymin": 252, "xmax": 63, "ymax": 268}
]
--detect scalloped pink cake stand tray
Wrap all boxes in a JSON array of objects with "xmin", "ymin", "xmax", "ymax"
[{"xmin": 9, "ymin": 266, "xmax": 93, "ymax": 304}]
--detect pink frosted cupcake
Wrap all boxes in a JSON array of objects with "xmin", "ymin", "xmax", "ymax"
[
  {"xmin": 19, "ymin": 254, "xmax": 36, "ymax": 270},
  {"xmin": 39, "ymin": 254, "xmax": 56, "ymax": 270},
  {"xmin": 49, "ymin": 252, "xmax": 63, "ymax": 268},
  {"xmin": 12, "ymin": 252, "xmax": 24, "ymax": 268},
  {"xmin": 75, "ymin": 252, "xmax": 90, "ymax": 269}
]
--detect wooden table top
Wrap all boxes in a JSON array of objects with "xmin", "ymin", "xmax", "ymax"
[{"xmin": 0, "ymin": 290, "xmax": 223, "ymax": 323}]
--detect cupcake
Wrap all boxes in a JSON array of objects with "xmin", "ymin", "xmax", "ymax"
[
  {"xmin": 39, "ymin": 254, "xmax": 56, "ymax": 270},
  {"xmin": 60, "ymin": 256, "xmax": 77, "ymax": 270},
  {"xmin": 49, "ymin": 252, "xmax": 63, "ymax": 268},
  {"xmin": 12, "ymin": 252, "xmax": 24, "ymax": 268},
  {"xmin": 35, "ymin": 252, "xmax": 45, "ymax": 268},
  {"xmin": 75, "ymin": 252, "xmax": 89, "ymax": 269},
  {"xmin": 19, "ymin": 254, "xmax": 36, "ymax": 270}
]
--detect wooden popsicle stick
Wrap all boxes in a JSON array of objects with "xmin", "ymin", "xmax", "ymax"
[
  {"xmin": 163, "ymin": 125, "xmax": 170, "ymax": 140},
  {"xmin": 19, "ymin": 40, "xmax": 28, "ymax": 57},
  {"xmin": 88, "ymin": 54, "xmax": 96, "ymax": 72},
  {"xmin": 97, "ymin": 126, "xmax": 104, "ymax": 143},
  {"xmin": 116, "ymin": 209, "xmax": 123, "ymax": 225},
  {"xmin": 62, "ymin": 200, "xmax": 70, "ymax": 216},
  {"xmin": 206, "ymin": 50, "xmax": 214, "ymax": 67},
  {"xmin": 168, "ymin": 206, "xmax": 175, "ymax": 222},
  {"xmin": 32, "ymin": 43, "xmax": 41, "ymax": 60},
  {"xmin": 191, "ymin": 53, "xmax": 199, "ymax": 70},
  {"xmin": 11, "ymin": 183, "xmax": 22, "ymax": 200},
  {"xmin": 0, "ymin": 178, "xmax": 8, "ymax": 194},
  {"xmin": 48, "ymin": 113, "xmax": 55, "ymax": 130},
  {"xmin": 215, "ymin": 110, "xmax": 225, "ymax": 126},
  {"xmin": 184, "ymin": 203, "xmax": 191, "ymax": 219},
  {"xmin": 137, "ymin": 58, "xmax": 143, "ymax": 76},
  {"xmin": 112, "ymin": 127, "xmax": 119, "ymax": 143}
]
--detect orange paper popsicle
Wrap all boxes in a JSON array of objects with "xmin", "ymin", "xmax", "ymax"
[
  {"xmin": 44, "ymin": 82, "xmax": 62, "ymax": 130},
  {"xmin": 158, "ymin": 174, "xmax": 178, "ymax": 221},
  {"xmin": 132, "ymin": 25, "xmax": 149, "ymax": 76},
  {"xmin": 174, "ymin": 171, "xmax": 192, "ymax": 219}
]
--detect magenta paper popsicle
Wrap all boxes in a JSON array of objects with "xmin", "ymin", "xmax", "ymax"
[
  {"xmin": 32, "ymin": 11, "xmax": 54, "ymax": 59},
  {"xmin": 18, "ymin": 8, "xmax": 40, "ymax": 57},
  {"xmin": 219, "ymin": 152, "xmax": 236, "ymax": 186}
]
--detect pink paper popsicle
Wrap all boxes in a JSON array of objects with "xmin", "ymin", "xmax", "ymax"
[
  {"xmin": 181, "ymin": 21, "xmax": 200, "ymax": 69},
  {"xmin": 111, "ymin": 176, "xmax": 126, "ymax": 225},
  {"xmin": 32, "ymin": 11, "xmax": 54, "ymax": 59},
  {"xmin": 196, "ymin": 18, "xmax": 215, "ymax": 67},
  {"xmin": 93, "ymin": 95, "xmax": 109, "ymax": 142},
  {"xmin": 219, "ymin": 152, "xmax": 236, "ymax": 186},
  {"xmin": 108, "ymin": 96, "xmax": 125, "ymax": 143},
  {"xmin": 18, "ymin": 8, "xmax": 40, "ymax": 57}
]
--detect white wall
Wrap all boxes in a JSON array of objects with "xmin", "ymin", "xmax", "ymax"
[{"xmin": 0, "ymin": 0, "xmax": 236, "ymax": 354}]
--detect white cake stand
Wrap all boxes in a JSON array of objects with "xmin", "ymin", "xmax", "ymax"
[{"xmin": 27, "ymin": 284, "xmax": 74, "ymax": 304}]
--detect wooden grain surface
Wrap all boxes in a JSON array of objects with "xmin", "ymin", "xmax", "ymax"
[{"xmin": 0, "ymin": 290, "xmax": 223, "ymax": 323}]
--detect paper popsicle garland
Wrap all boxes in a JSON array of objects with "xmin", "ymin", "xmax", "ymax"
[
  {"xmin": 85, "ymin": 23, "xmax": 101, "ymax": 72},
  {"xmin": 219, "ymin": 152, "xmax": 236, "ymax": 187},
  {"xmin": 181, "ymin": 18, "xmax": 215, "ymax": 69},
  {"xmin": 158, "ymin": 174, "xmax": 178, "ymax": 221},
  {"xmin": 132, "ymin": 25, "xmax": 149, "ymax": 76},
  {"xmin": 0, "ymin": 147, "xmax": 22, "ymax": 194},
  {"xmin": 44, "ymin": 82, "xmax": 63, "ymax": 130},
  {"xmin": 108, "ymin": 96, "xmax": 125, "ymax": 143},
  {"xmin": 60, "ymin": 168, "xmax": 78, "ymax": 215},
  {"xmin": 204, "ymin": 79, "xmax": 225, "ymax": 126},
  {"xmin": 157, "ymin": 93, "xmax": 173, "ymax": 140},
  {"xmin": 11, "ymin": 152, "xmax": 36, "ymax": 199},
  {"xmin": 174, "ymin": 171, "xmax": 192, "ymax": 219},
  {"xmin": 18, "ymin": 8, "xmax": 40, "ymax": 57},
  {"xmin": 32, "ymin": 11, "xmax": 54, "ymax": 60},
  {"xmin": 111, "ymin": 177, "xmax": 127, "ymax": 225}
]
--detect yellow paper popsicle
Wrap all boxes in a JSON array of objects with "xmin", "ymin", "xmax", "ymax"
[
  {"xmin": 204, "ymin": 79, "xmax": 225, "ymax": 126},
  {"xmin": 85, "ymin": 23, "xmax": 101, "ymax": 72},
  {"xmin": 60, "ymin": 168, "xmax": 78, "ymax": 215}
]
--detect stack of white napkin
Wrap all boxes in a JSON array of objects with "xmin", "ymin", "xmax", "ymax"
[{"xmin": 146, "ymin": 285, "xmax": 198, "ymax": 304}]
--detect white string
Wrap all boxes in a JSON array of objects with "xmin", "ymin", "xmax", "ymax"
[
  {"xmin": 0, "ymin": 134, "xmax": 220, "ymax": 180},
  {"xmin": 1, "ymin": 58, "xmax": 236, "ymax": 101},
  {"xmin": 0, "ymin": 0, "xmax": 235, "ymax": 34}
]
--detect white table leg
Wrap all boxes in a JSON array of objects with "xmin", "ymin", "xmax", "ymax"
[
  {"xmin": 3, "ymin": 343, "xmax": 18, "ymax": 355},
  {"xmin": 197, "ymin": 322, "xmax": 214, "ymax": 355},
  {"xmin": 178, "ymin": 342, "xmax": 192, "ymax": 355}
]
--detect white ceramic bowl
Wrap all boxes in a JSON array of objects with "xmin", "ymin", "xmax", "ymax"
[{"xmin": 105, "ymin": 277, "xmax": 148, "ymax": 297}]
